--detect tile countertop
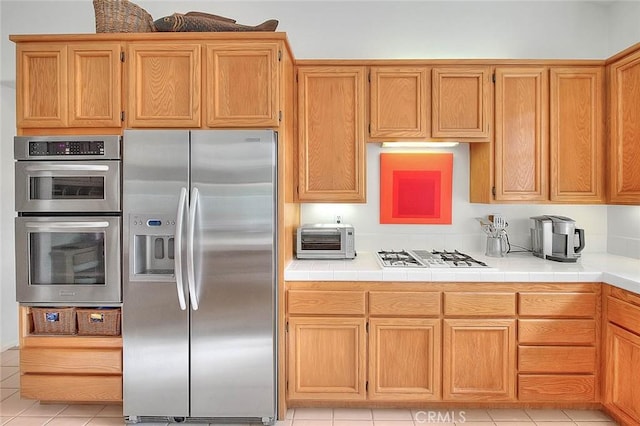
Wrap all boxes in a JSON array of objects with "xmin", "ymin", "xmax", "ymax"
[{"xmin": 285, "ymin": 251, "xmax": 640, "ymax": 295}]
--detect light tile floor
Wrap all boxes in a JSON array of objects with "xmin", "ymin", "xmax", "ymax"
[{"xmin": 1, "ymin": 348, "xmax": 619, "ymax": 426}]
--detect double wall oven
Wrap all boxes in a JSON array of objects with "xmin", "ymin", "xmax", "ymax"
[{"xmin": 14, "ymin": 135, "xmax": 122, "ymax": 304}]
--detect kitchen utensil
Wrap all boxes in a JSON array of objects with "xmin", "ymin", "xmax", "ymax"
[{"xmin": 485, "ymin": 234, "xmax": 508, "ymax": 257}]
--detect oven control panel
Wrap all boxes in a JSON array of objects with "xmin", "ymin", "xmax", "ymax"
[{"xmin": 29, "ymin": 140, "xmax": 105, "ymax": 156}]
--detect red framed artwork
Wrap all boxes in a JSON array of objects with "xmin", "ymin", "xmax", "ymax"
[{"xmin": 380, "ymin": 153, "xmax": 453, "ymax": 224}]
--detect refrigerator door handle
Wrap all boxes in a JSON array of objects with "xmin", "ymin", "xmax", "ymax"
[
  {"xmin": 174, "ymin": 187, "xmax": 188, "ymax": 311},
  {"xmin": 187, "ymin": 187, "xmax": 199, "ymax": 310}
]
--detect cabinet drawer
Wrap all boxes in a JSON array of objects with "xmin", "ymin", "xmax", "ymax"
[
  {"xmin": 21, "ymin": 347, "xmax": 122, "ymax": 374},
  {"xmin": 444, "ymin": 292, "xmax": 516, "ymax": 317},
  {"xmin": 608, "ymin": 296, "xmax": 640, "ymax": 336},
  {"xmin": 518, "ymin": 319, "xmax": 596, "ymax": 345},
  {"xmin": 519, "ymin": 293, "xmax": 596, "ymax": 317},
  {"xmin": 21, "ymin": 374, "xmax": 122, "ymax": 402},
  {"xmin": 369, "ymin": 291, "xmax": 440, "ymax": 316},
  {"xmin": 518, "ymin": 374, "xmax": 595, "ymax": 402},
  {"xmin": 518, "ymin": 346, "xmax": 596, "ymax": 373},
  {"xmin": 287, "ymin": 290, "xmax": 366, "ymax": 315}
]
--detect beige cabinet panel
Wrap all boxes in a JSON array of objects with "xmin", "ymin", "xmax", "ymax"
[
  {"xmin": 609, "ymin": 49, "xmax": 640, "ymax": 204},
  {"xmin": 68, "ymin": 43, "xmax": 122, "ymax": 127},
  {"xmin": 297, "ymin": 66, "xmax": 366, "ymax": 202},
  {"xmin": 550, "ymin": 67, "xmax": 605, "ymax": 202},
  {"xmin": 370, "ymin": 66, "xmax": 429, "ymax": 139},
  {"xmin": 443, "ymin": 319, "xmax": 516, "ymax": 401},
  {"xmin": 127, "ymin": 43, "xmax": 201, "ymax": 127},
  {"xmin": 16, "ymin": 43, "xmax": 68, "ymax": 128},
  {"xmin": 368, "ymin": 318, "xmax": 441, "ymax": 401},
  {"xmin": 494, "ymin": 67, "xmax": 548, "ymax": 201},
  {"xmin": 205, "ymin": 42, "xmax": 279, "ymax": 127},
  {"xmin": 605, "ymin": 324, "xmax": 640, "ymax": 424},
  {"xmin": 287, "ymin": 317, "xmax": 366, "ymax": 400},
  {"xmin": 432, "ymin": 67, "xmax": 491, "ymax": 139}
]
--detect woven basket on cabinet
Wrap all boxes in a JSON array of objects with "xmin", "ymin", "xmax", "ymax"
[{"xmin": 93, "ymin": 0, "xmax": 156, "ymax": 33}]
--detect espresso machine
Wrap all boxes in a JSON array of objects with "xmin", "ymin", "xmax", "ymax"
[{"xmin": 530, "ymin": 215, "xmax": 585, "ymax": 262}]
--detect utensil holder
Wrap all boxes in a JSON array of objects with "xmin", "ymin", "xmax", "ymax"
[{"xmin": 485, "ymin": 236, "xmax": 506, "ymax": 257}]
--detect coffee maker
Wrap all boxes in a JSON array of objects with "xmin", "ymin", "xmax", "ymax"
[{"xmin": 530, "ymin": 215, "xmax": 585, "ymax": 262}]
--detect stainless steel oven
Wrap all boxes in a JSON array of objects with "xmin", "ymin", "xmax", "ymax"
[
  {"xmin": 14, "ymin": 135, "xmax": 122, "ymax": 304},
  {"xmin": 14, "ymin": 136, "xmax": 120, "ymax": 213},
  {"xmin": 15, "ymin": 216, "xmax": 121, "ymax": 304}
]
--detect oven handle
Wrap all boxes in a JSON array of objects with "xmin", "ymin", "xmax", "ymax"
[
  {"xmin": 174, "ymin": 187, "xmax": 188, "ymax": 311},
  {"xmin": 25, "ymin": 165, "xmax": 110, "ymax": 172},
  {"xmin": 186, "ymin": 187, "xmax": 199, "ymax": 311},
  {"xmin": 24, "ymin": 221, "xmax": 110, "ymax": 229}
]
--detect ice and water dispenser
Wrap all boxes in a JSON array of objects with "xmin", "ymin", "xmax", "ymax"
[{"xmin": 130, "ymin": 215, "xmax": 177, "ymax": 278}]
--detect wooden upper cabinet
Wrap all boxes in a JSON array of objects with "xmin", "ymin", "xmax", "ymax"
[
  {"xmin": 68, "ymin": 43, "xmax": 122, "ymax": 128},
  {"xmin": 432, "ymin": 67, "xmax": 491, "ymax": 139},
  {"xmin": 550, "ymin": 67, "xmax": 605, "ymax": 203},
  {"xmin": 369, "ymin": 66, "xmax": 429, "ymax": 139},
  {"xmin": 297, "ymin": 66, "xmax": 367, "ymax": 202},
  {"xmin": 17, "ymin": 43, "xmax": 68, "ymax": 128},
  {"xmin": 127, "ymin": 43, "xmax": 201, "ymax": 128},
  {"xmin": 609, "ymin": 49, "xmax": 640, "ymax": 204},
  {"xmin": 494, "ymin": 67, "xmax": 549, "ymax": 202},
  {"xmin": 205, "ymin": 42, "xmax": 279, "ymax": 127},
  {"xmin": 16, "ymin": 42, "xmax": 122, "ymax": 130}
]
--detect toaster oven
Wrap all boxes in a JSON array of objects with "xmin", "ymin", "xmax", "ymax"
[{"xmin": 296, "ymin": 224, "xmax": 356, "ymax": 259}]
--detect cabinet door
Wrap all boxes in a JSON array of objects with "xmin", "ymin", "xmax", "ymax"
[
  {"xmin": 432, "ymin": 67, "xmax": 491, "ymax": 139},
  {"xmin": 369, "ymin": 318, "xmax": 441, "ymax": 401},
  {"xmin": 205, "ymin": 42, "xmax": 279, "ymax": 127},
  {"xmin": 443, "ymin": 319, "xmax": 516, "ymax": 401},
  {"xmin": 605, "ymin": 324, "xmax": 640, "ymax": 424},
  {"xmin": 127, "ymin": 43, "xmax": 201, "ymax": 128},
  {"xmin": 16, "ymin": 43, "xmax": 68, "ymax": 128},
  {"xmin": 297, "ymin": 66, "xmax": 366, "ymax": 202},
  {"xmin": 370, "ymin": 67, "xmax": 429, "ymax": 139},
  {"xmin": 609, "ymin": 50, "xmax": 640, "ymax": 203},
  {"xmin": 550, "ymin": 67, "xmax": 604, "ymax": 203},
  {"xmin": 494, "ymin": 67, "xmax": 548, "ymax": 201},
  {"xmin": 68, "ymin": 43, "xmax": 122, "ymax": 128},
  {"xmin": 287, "ymin": 317, "xmax": 366, "ymax": 400}
]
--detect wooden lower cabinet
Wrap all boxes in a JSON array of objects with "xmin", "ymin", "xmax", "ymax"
[
  {"xmin": 442, "ymin": 319, "xmax": 516, "ymax": 401},
  {"xmin": 285, "ymin": 282, "xmax": 603, "ymax": 408},
  {"xmin": 604, "ymin": 286, "xmax": 640, "ymax": 425},
  {"xmin": 368, "ymin": 318, "xmax": 440, "ymax": 401},
  {"xmin": 19, "ymin": 306, "xmax": 123, "ymax": 403},
  {"xmin": 287, "ymin": 317, "xmax": 366, "ymax": 400}
]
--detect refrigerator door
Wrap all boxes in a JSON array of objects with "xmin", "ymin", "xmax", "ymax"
[
  {"xmin": 189, "ymin": 130, "xmax": 277, "ymax": 419},
  {"xmin": 122, "ymin": 130, "xmax": 190, "ymax": 418}
]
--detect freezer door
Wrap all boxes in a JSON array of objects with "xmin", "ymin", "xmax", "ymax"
[
  {"xmin": 189, "ymin": 130, "xmax": 277, "ymax": 419},
  {"xmin": 122, "ymin": 130, "xmax": 190, "ymax": 418}
]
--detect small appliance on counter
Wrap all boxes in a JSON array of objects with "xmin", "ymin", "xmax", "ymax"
[
  {"xmin": 296, "ymin": 224, "xmax": 356, "ymax": 259},
  {"xmin": 530, "ymin": 215, "xmax": 585, "ymax": 262}
]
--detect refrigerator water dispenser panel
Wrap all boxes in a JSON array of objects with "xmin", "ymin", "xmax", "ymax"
[{"xmin": 130, "ymin": 214, "xmax": 177, "ymax": 278}]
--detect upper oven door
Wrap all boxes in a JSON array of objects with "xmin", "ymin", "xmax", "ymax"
[
  {"xmin": 15, "ymin": 160, "xmax": 121, "ymax": 213},
  {"xmin": 15, "ymin": 216, "xmax": 121, "ymax": 304}
]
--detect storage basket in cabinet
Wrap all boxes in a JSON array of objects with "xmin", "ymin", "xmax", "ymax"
[
  {"xmin": 77, "ymin": 308, "xmax": 121, "ymax": 336},
  {"xmin": 31, "ymin": 307, "xmax": 77, "ymax": 335}
]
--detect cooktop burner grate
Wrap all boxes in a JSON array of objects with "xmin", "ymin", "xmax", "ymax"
[{"xmin": 376, "ymin": 249, "xmax": 490, "ymax": 268}]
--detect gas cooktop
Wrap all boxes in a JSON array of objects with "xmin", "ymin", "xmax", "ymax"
[{"xmin": 376, "ymin": 249, "xmax": 491, "ymax": 268}]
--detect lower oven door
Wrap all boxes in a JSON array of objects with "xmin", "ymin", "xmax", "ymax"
[
  {"xmin": 15, "ymin": 216, "xmax": 121, "ymax": 304},
  {"xmin": 15, "ymin": 160, "xmax": 120, "ymax": 213}
]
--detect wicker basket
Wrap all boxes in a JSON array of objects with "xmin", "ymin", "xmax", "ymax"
[
  {"xmin": 77, "ymin": 308, "xmax": 121, "ymax": 336},
  {"xmin": 93, "ymin": 0, "xmax": 156, "ymax": 33},
  {"xmin": 32, "ymin": 307, "xmax": 77, "ymax": 335}
]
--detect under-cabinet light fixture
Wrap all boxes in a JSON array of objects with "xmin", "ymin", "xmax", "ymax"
[{"xmin": 380, "ymin": 141, "xmax": 460, "ymax": 148}]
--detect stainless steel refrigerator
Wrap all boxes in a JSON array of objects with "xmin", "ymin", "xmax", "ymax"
[{"xmin": 122, "ymin": 130, "xmax": 277, "ymax": 424}]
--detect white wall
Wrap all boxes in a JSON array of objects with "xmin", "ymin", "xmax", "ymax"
[{"xmin": 0, "ymin": 0, "xmax": 637, "ymax": 350}]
